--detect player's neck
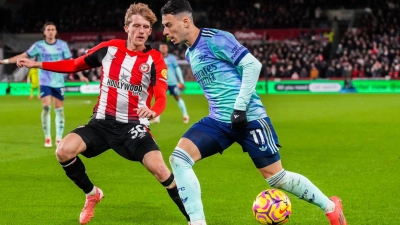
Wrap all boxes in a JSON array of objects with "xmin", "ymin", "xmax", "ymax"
[
  {"xmin": 45, "ymin": 38, "xmax": 56, "ymax": 45},
  {"xmin": 185, "ymin": 27, "xmax": 200, "ymax": 47},
  {"xmin": 126, "ymin": 42, "xmax": 146, "ymax": 52}
]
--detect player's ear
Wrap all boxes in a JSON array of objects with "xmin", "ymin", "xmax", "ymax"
[
  {"xmin": 124, "ymin": 25, "xmax": 129, "ymax": 33},
  {"xmin": 183, "ymin": 17, "xmax": 190, "ymax": 28}
]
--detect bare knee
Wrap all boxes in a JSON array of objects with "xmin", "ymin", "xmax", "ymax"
[
  {"xmin": 258, "ymin": 160, "xmax": 284, "ymax": 178},
  {"xmin": 56, "ymin": 142, "xmax": 77, "ymax": 162},
  {"xmin": 152, "ymin": 163, "xmax": 171, "ymax": 182},
  {"xmin": 55, "ymin": 134, "xmax": 86, "ymax": 162},
  {"xmin": 143, "ymin": 151, "xmax": 171, "ymax": 182}
]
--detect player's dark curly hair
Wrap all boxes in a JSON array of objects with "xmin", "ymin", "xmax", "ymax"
[{"xmin": 161, "ymin": 0, "xmax": 193, "ymax": 15}]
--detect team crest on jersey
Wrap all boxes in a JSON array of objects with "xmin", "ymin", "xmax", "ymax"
[
  {"xmin": 161, "ymin": 69, "xmax": 168, "ymax": 79},
  {"xmin": 139, "ymin": 63, "xmax": 150, "ymax": 73}
]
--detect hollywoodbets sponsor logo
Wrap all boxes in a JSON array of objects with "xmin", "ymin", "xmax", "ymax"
[{"xmin": 107, "ymin": 78, "xmax": 142, "ymax": 95}]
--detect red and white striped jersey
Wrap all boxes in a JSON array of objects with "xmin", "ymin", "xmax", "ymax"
[{"xmin": 43, "ymin": 39, "xmax": 168, "ymax": 124}]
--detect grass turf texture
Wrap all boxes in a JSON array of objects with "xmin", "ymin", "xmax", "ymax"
[{"xmin": 0, "ymin": 94, "xmax": 399, "ymax": 225}]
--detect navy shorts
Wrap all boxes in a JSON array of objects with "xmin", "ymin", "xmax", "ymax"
[
  {"xmin": 40, "ymin": 85, "xmax": 64, "ymax": 100},
  {"xmin": 168, "ymin": 85, "xmax": 180, "ymax": 96},
  {"xmin": 182, "ymin": 117, "xmax": 281, "ymax": 168}
]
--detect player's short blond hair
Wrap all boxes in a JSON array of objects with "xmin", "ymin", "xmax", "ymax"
[{"xmin": 124, "ymin": 3, "xmax": 157, "ymax": 26}]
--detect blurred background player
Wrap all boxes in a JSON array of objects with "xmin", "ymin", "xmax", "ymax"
[
  {"xmin": 0, "ymin": 22, "xmax": 88, "ymax": 147},
  {"xmin": 27, "ymin": 67, "xmax": 40, "ymax": 99},
  {"xmin": 152, "ymin": 43, "xmax": 189, "ymax": 123}
]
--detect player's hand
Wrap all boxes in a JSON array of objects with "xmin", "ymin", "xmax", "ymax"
[
  {"xmin": 0, "ymin": 60, "xmax": 4, "ymax": 65},
  {"xmin": 230, "ymin": 109, "xmax": 248, "ymax": 129},
  {"xmin": 136, "ymin": 108, "xmax": 157, "ymax": 119},
  {"xmin": 17, "ymin": 58, "xmax": 40, "ymax": 68},
  {"xmin": 178, "ymin": 83, "xmax": 185, "ymax": 91},
  {"xmin": 80, "ymin": 76, "xmax": 89, "ymax": 85}
]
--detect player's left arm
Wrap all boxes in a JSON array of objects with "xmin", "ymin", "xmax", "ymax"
[
  {"xmin": 138, "ymin": 52, "xmax": 168, "ymax": 119},
  {"xmin": 210, "ymin": 32, "xmax": 261, "ymax": 128},
  {"xmin": 150, "ymin": 53, "xmax": 168, "ymax": 117}
]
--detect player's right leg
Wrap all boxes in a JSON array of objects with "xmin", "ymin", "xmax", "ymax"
[
  {"xmin": 58, "ymin": 121, "xmax": 110, "ymax": 224},
  {"xmin": 52, "ymin": 87, "xmax": 66, "ymax": 145},
  {"xmin": 169, "ymin": 117, "xmax": 232, "ymax": 225},
  {"xmin": 40, "ymin": 86, "xmax": 52, "ymax": 147}
]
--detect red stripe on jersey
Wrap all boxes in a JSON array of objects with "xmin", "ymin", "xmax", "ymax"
[{"xmin": 105, "ymin": 48, "xmax": 126, "ymax": 119}]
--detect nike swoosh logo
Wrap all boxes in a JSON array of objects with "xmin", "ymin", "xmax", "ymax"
[
  {"xmin": 234, "ymin": 115, "xmax": 239, "ymax": 118},
  {"xmin": 279, "ymin": 205, "xmax": 289, "ymax": 214}
]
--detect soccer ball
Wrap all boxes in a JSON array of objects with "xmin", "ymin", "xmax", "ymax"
[{"xmin": 252, "ymin": 189, "xmax": 292, "ymax": 225}]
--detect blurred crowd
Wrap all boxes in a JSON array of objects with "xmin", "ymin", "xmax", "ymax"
[
  {"xmin": 1, "ymin": 0, "xmax": 400, "ymax": 81},
  {"xmin": 332, "ymin": 3, "xmax": 400, "ymax": 79},
  {"xmin": 1, "ymin": 0, "xmax": 356, "ymax": 33}
]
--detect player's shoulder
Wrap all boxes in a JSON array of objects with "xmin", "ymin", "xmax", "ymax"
[
  {"xmin": 167, "ymin": 53, "xmax": 177, "ymax": 60},
  {"xmin": 145, "ymin": 46, "xmax": 163, "ymax": 58},
  {"xmin": 32, "ymin": 39, "xmax": 46, "ymax": 46},
  {"xmin": 56, "ymin": 39, "xmax": 68, "ymax": 45},
  {"xmin": 98, "ymin": 39, "xmax": 125, "ymax": 48}
]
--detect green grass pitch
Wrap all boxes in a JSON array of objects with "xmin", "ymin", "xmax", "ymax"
[{"xmin": 0, "ymin": 94, "xmax": 399, "ymax": 225}]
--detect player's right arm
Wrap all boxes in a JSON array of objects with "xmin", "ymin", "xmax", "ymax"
[
  {"xmin": 0, "ymin": 52, "xmax": 29, "ymax": 65},
  {"xmin": 17, "ymin": 56, "xmax": 91, "ymax": 72},
  {"xmin": 17, "ymin": 41, "xmax": 112, "ymax": 72}
]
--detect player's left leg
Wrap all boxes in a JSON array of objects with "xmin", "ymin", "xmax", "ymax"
[
  {"xmin": 174, "ymin": 94, "xmax": 189, "ymax": 123},
  {"xmin": 121, "ymin": 124, "xmax": 189, "ymax": 222},
  {"xmin": 170, "ymin": 86, "xmax": 189, "ymax": 123},
  {"xmin": 29, "ymin": 86, "xmax": 34, "ymax": 99},
  {"xmin": 244, "ymin": 117, "xmax": 347, "ymax": 225},
  {"xmin": 143, "ymin": 151, "xmax": 190, "ymax": 222},
  {"xmin": 52, "ymin": 87, "xmax": 65, "ymax": 146}
]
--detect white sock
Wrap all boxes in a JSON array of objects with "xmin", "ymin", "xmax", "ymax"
[
  {"xmin": 190, "ymin": 220, "xmax": 207, "ymax": 225},
  {"xmin": 170, "ymin": 148, "xmax": 205, "ymax": 222},
  {"xmin": 324, "ymin": 200, "xmax": 335, "ymax": 213},
  {"xmin": 266, "ymin": 169, "xmax": 333, "ymax": 212},
  {"xmin": 86, "ymin": 186, "xmax": 96, "ymax": 196}
]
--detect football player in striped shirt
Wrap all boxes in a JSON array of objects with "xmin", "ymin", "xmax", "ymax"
[
  {"xmin": 17, "ymin": 3, "xmax": 189, "ymax": 225},
  {"xmin": 161, "ymin": 0, "xmax": 347, "ymax": 225}
]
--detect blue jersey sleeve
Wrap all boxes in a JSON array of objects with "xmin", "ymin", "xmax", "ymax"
[
  {"xmin": 62, "ymin": 42, "xmax": 72, "ymax": 59},
  {"xmin": 26, "ymin": 43, "xmax": 39, "ymax": 58},
  {"xmin": 209, "ymin": 31, "xmax": 249, "ymax": 66}
]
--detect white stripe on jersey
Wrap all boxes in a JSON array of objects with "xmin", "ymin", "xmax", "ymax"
[
  {"xmin": 138, "ymin": 56, "xmax": 154, "ymax": 126},
  {"xmin": 116, "ymin": 55, "xmax": 137, "ymax": 123},
  {"xmin": 96, "ymin": 47, "xmax": 118, "ymax": 119}
]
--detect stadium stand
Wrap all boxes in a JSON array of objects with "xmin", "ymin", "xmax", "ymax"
[{"xmin": 1, "ymin": 0, "xmax": 399, "ymax": 80}]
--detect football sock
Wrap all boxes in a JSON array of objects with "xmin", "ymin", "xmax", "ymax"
[
  {"xmin": 41, "ymin": 105, "xmax": 51, "ymax": 138},
  {"xmin": 161, "ymin": 173, "xmax": 190, "ymax": 221},
  {"xmin": 177, "ymin": 98, "xmax": 188, "ymax": 117},
  {"xmin": 86, "ymin": 186, "xmax": 97, "ymax": 196},
  {"xmin": 54, "ymin": 107, "xmax": 65, "ymax": 140},
  {"xmin": 266, "ymin": 169, "xmax": 334, "ymax": 212},
  {"xmin": 30, "ymin": 88, "xmax": 34, "ymax": 98},
  {"xmin": 59, "ymin": 156, "xmax": 94, "ymax": 194},
  {"xmin": 170, "ymin": 147, "xmax": 205, "ymax": 222}
]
